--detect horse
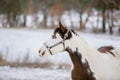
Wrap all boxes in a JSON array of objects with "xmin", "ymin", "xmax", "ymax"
[{"xmin": 39, "ymin": 21, "xmax": 120, "ymax": 80}]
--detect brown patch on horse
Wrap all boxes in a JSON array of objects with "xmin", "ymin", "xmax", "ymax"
[
  {"xmin": 97, "ymin": 46, "xmax": 115, "ymax": 57},
  {"xmin": 66, "ymin": 48, "xmax": 96, "ymax": 80}
]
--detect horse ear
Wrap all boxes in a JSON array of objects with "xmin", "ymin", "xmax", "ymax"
[{"xmin": 59, "ymin": 21, "xmax": 67, "ymax": 33}]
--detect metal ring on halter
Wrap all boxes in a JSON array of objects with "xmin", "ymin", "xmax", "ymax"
[{"xmin": 44, "ymin": 43, "xmax": 53, "ymax": 55}]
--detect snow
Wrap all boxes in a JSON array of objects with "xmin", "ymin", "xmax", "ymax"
[
  {"xmin": 0, "ymin": 28, "xmax": 120, "ymax": 80},
  {"xmin": 0, "ymin": 66, "xmax": 70, "ymax": 80}
]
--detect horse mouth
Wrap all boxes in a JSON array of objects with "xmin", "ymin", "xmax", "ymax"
[{"xmin": 39, "ymin": 49, "xmax": 45, "ymax": 57}]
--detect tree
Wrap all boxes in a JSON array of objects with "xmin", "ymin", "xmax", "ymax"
[
  {"xmin": 93, "ymin": 0, "xmax": 120, "ymax": 34},
  {"xmin": 0, "ymin": 0, "xmax": 28, "ymax": 27},
  {"xmin": 93, "ymin": 0, "xmax": 107, "ymax": 33},
  {"xmin": 19, "ymin": 0, "xmax": 28, "ymax": 27},
  {"xmin": 35, "ymin": 0, "xmax": 58, "ymax": 28},
  {"xmin": 65, "ymin": 0, "xmax": 92, "ymax": 30},
  {"xmin": 106, "ymin": 0, "xmax": 120, "ymax": 34}
]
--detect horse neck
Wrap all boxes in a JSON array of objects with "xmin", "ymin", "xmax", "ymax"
[
  {"xmin": 66, "ymin": 35, "xmax": 100, "ymax": 60},
  {"xmin": 66, "ymin": 48, "xmax": 96, "ymax": 80},
  {"xmin": 65, "ymin": 35, "xmax": 105, "ymax": 71},
  {"xmin": 67, "ymin": 49, "xmax": 82, "ymax": 68}
]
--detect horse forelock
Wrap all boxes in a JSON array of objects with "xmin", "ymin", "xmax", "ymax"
[{"xmin": 52, "ymin": 27, "xmax": 75, "ymax": 40}]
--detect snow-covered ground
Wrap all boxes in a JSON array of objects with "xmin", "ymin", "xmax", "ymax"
[
  {"xmin": 0, "ymin": 66, "xmax": 70, "ymax": 80},
  {"xmin": 0, "ymin": 28, "xmax": 120, "ymax": 80}
]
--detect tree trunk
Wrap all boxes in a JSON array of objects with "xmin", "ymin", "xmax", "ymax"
[
  {"xmin": 83, "ymin": 11, "xmax": 91, "ymax": 29},
  {"xmin": 2, "ymin": 15, "xmax": 7, "ymax": 28},
  {"xmin": 79, "ymin": 10, "xmax": 91, "ymax": 31},
  {"xmin": 101, "ymin": 3, "xmax": 106, "ymax": 33},
  {"xmin": 50, "ymin": 16, "xmax": 54, "ymax": 28},
  {"xmin": 69, "ymin": 11, "xmax": 74, "ymax": 29},
  {"xmin": 23, "ymin": 13, "xmax": 27, "ymax": 27},
  {"xmin": 102, "ymin": 10, "xmax": 106, "ymax": 33},
  {"xmin": 109, "ymin": 26, "xmax": 113, "ymax": 34},
  {"xmin": 107, "ymin": 10, "xmax": 113, "ymax": 34},
  {"xmin": 109, "ymin": 10, "xmax": 113, "ymax": 34},
  {"xmin": 11, "ymin": 13, "xmax": 17, "ymax": 27},
  {"xmin": 41, "ymin": 10, "xmax": 47, "ymax": 28},
  {"xmin": 43, "ymin": 13, "xmax": 47, "ymax": 28},
  {"xmin": 7, "ymin": 13, "xmax": 11, "ymax": 27},
  {"xmin": 79, "ymin": 13, "xmax": 84, "ymax": 30}
]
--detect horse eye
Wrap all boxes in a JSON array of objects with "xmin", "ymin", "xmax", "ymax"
[{"xmin": 52, "ymin": 35, "xmax": 56, "ymax": 39}]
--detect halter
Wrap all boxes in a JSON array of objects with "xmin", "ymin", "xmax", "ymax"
[
  {"xmin": 44, "ymin": 29, "xmax": 78, "ymax": 55},
  {"xmin": 44, "ymin": 38, "xmax": 67, "ymax": 55}
]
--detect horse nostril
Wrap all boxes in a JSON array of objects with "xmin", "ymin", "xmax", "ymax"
[
  {"xmin": 41, "ymin": 51, "xmax": 45, "ymax": 56},
  {"xmin": 39, "ymin": 50, "xmax": 41, "ymax": 53}
]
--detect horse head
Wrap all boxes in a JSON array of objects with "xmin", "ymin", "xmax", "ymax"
[{"xmin": 39, "ymin": 21, "xmax": 78, "ymax": 57}]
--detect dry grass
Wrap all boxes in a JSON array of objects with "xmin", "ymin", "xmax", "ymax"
[
  {"xmin": 0, "ymin": 52, "xmax": 71, "ymax": 69},
  {"xmin": 0, "ymin": 52, "xmax": 52, "ymax": 68},
  {"xmin": 0, "ymin": 54, "xmax": 8, "ymax": 66}
]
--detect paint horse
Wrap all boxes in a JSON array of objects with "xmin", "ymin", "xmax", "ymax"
[{"xmin": 39, "ymin": 21, "xmax": 120, "ymax": 80}]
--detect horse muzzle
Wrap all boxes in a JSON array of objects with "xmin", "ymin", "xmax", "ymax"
[{"xmin": 39, "ymin": 49, "xmax": 45, "ymax": 57}]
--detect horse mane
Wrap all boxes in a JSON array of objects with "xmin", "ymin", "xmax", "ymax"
[
  {"xmin": 71, "ymin": 29, "xmax": 79, "ymax": 36},
  {"xmin": 52, "ymin": 27, "xmax": 67, "ymax": 39}
]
